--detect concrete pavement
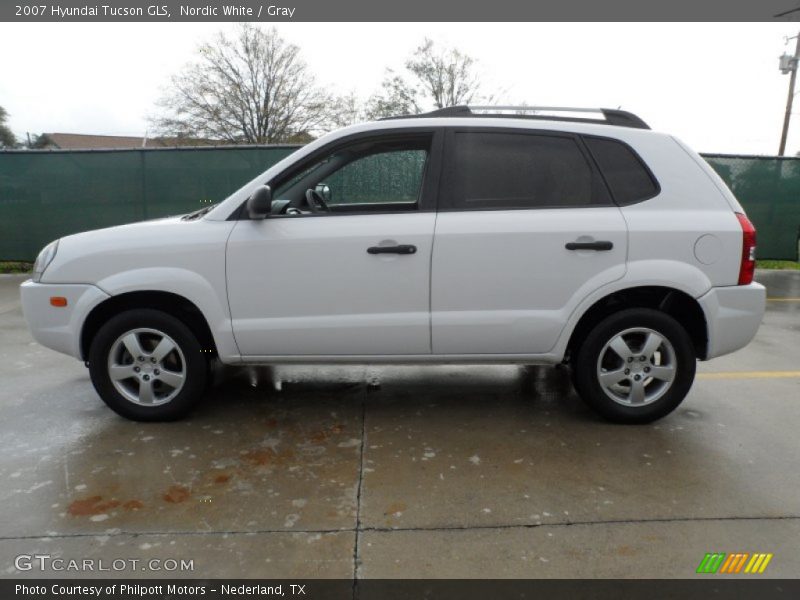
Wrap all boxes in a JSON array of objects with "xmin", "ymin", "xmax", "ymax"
[{"xmin": 0, "ymin": 271, "xmax": 798, "ymax": 579}]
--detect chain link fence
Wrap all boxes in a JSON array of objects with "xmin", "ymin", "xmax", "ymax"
[{"xmin": 1, "ymin": 147, "xmax": 798, "ymax": 261}]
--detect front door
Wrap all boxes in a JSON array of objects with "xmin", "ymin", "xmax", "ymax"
[{"xmin": 226, "ymin": 130, "xmax": 442, "ymax": 357}]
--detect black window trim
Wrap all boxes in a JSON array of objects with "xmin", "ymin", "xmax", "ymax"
[
  {"xmin": 580, "ymin": 133, "xmax": 662, "ymax": 206},
  {"xmin": 232, "ymin": 127, "xmax": 444, "ymax": 220},
  {"xmin": 438, "ymin": 126, "xmax": 615, "ymax": 213}
]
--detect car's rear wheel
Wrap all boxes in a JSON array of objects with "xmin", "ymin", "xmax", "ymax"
[
  {"xmin": 88, "ymin": 309, "xmax": 208, "ymax": 421},
  {"xmin": 572, "ymin": 308, "xmax": 696, "ymax": 423}
]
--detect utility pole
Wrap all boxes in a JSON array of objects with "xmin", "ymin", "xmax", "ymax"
[{"xmin": 779, "ymin": 33, "xmax": 800, "ymax": 156}]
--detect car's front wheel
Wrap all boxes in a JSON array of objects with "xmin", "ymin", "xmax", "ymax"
[
  {"xmin": 571, "ymin": 308, "xmax": 696, "ymax": 424},
  {"xmin": 88, "ymin": 309, "xmax": 208, "ymax": 421}
]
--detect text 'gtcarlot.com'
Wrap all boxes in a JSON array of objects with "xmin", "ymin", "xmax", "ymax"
[{"xmin": 14, "ymin": 554, "xmax": 194, "ymax": 572}]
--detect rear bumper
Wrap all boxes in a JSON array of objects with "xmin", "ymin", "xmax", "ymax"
[
  {"xmin": 20, "ymin": 280, "xmax": 110, "ymax": 359},
  {"xmin": 697, "ymin": 282, "xmax": 765, "ymax": 360}
]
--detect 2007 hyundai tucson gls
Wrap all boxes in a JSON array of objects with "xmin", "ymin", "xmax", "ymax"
[{"xmin": 20, "ymin": 106, "xmax": 765, "ymax": 423}]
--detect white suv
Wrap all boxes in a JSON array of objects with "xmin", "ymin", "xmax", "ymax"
[{"xmin": 20, "ymin": 106, "xmax": 765, "ymax": 423}]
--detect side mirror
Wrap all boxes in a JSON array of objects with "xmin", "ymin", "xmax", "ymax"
[
  {"xmin": 247, "ymin": 185, "xmax": 272, "ymax": 220},
  {"xmin": 315, "ymin": 183, "xmax": 332, "ymax": 203}
]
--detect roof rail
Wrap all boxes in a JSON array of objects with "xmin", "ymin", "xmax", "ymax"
[{"xmin": 381, "ymin": 105, "xmax": 650, "ymax": 130}]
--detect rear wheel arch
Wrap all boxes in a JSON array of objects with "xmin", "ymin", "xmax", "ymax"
[
  {"xmin": 565, "ymin": 286, "xmax": 708, "ymax": 362},
  {"xmin": 80, "ymin": 291, "xmax": 217, "ymax": 362}
]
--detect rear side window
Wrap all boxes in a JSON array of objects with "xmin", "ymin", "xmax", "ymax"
[
  {"xmin": 584, "ymin": 137, "xmax": 659, "ymax": 205},
  {"xmin": 448, "ymin": 132, "xmax": 606, "ymax": 209}
]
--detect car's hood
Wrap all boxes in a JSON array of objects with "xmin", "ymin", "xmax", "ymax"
[{"xmin": 41, "ymin": 216, "xmax": 236, "ymax": 285}]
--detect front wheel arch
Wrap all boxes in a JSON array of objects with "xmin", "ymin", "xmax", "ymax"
[{"xmin": 81, "ymin": 291, "xmax": 217, "ymax": 362}]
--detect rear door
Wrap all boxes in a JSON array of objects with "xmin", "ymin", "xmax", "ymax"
[{"xmin": 431, "ymin": 128, "xmax": 629, "ymax": 355}]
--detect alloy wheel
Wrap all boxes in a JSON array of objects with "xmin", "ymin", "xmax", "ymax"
[
  {"xmin": 596, "ymin": 327, "xmax": 677, "ymax": 407},
  {"xmin": 106, "ymin": 328, "xmax": 186, "ymax": 406}
]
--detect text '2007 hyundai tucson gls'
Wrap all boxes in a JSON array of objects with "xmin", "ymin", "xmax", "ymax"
[{"xmin": 20, "ymin": 106, "xmax": 765, "ymax": 423}]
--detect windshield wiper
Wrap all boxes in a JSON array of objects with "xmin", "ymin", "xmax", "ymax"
[{"xmin": 182, "ymin": 203, "xmax": 218, "ymax": 221}]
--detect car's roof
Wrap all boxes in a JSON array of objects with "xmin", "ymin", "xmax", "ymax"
[
  {"xmin": 379, "ymin": 105, "xmax": 651, "ymax": 129},
  {"xmin": 332, "ymin": 116, "xmax": 663, "ymax": 143}
]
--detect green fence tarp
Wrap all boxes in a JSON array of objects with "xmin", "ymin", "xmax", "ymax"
[
  {"xmin": 1, "ymin": 147, "xmax": 798, "ymax": 261},
  {"xmin": 0, "ymin": 146, "xmax": 299, "ymax": 261},
  {"xmin": 704, "ymin": 155, "xmax": 800, "ymax": 261}
]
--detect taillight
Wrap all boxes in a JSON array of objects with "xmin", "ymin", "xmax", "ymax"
[{"xmin": 735, "ymin": 212, "xmax": 756, "ymax": 285}]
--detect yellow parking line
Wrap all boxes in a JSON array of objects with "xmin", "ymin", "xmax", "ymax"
[
  {"xmin": 767, "ymin": 297, "xmax": 800, "ymax": 302},
  {"xmin": 698, "ymin": 371, "xmax": 800, "ymax": 380}
]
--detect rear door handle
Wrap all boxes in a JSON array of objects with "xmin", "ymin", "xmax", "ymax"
[
  {"xmin": 565, "ymin": 241, "xmax": 614, "ymax": 251},
  {"xmin": 367, "ymin": 244, "xmax": 417, "ymax": 255}
]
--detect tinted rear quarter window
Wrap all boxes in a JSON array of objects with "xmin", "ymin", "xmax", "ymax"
[
  {"xmin": 584, "ymin": 137, "xmax": 659, "ymax": 205},
  {"xmin": 449, "ymin": 132, "xmax": 606, "ymax": 209}
]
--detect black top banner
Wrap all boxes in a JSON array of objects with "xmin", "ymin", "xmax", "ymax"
[{"xmin": 3, "ymin": 0, "xmax": 800, "ymax": 22}]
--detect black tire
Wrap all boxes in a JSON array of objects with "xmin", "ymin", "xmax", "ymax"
[
  {"xmin": 571, "ymin": 308, "xmax": 696, "ymax": 424},
  {"xmin": 88, "ymin": 309, "xmax": 208, "ymax": 421}
]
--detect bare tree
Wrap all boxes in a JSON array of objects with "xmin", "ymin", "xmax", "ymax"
[
  {"xmin": 366, "ymin": 72, "xmax": 421, "ymax": 119},
  {"xmin": 367, "ymin": 39, "xmax": 489, "ymax": 118},
  {"xmin": 407, "ymin": 39, "xmax": 482, "ymax": 109},
  {"xmin": 0, "ymin": 106, "xmax": 16, "ymax": 148},
  {"xmin": 152, "ymin": 25, "xmax": 330, "ymax": 144},
  {"xmin": 327, "ymin": 91, "xmax": 369, "ymax": 129}
]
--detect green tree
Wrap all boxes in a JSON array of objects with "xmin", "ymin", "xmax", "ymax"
[
  {"xmin": 25, "ymin": 133, "xmax": 52, "ymax": 149},
  {"xmin": 0, "ymin": 106, "xmax": 16, "ymax": 148}
]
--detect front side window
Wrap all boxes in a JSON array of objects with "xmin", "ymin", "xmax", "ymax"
[
  {"xmin": 322, "ymin": 149, "xmax": 427, "ymax": 206},
  {"xmin": 271, "ymin": 135, "xmax": 431, "ymax": 214},
  {"xmin": 448, "ymin": 131, "xmax": 605, "ymax": 209}
]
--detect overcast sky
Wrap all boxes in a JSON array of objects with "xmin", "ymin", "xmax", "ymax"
[{"xmin": 2, "ymin": 22, "xmax": 800, "ymax": 154}]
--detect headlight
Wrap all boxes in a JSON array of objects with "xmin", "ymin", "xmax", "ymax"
[{"xmin": 32, "ymin": 240, "xmax": 59, "ymax": 283}]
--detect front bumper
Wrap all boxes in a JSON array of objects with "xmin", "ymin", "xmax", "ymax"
[
  {"xmin": 697, "ymin": 282, "xmax": 766, "ymax": 360},
  {"xmin": 20, "ymin": 280, "xmax": 110, "ymax": 359}
]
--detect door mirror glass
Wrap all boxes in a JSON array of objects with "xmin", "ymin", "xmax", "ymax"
[{"xmin": 247, "ymin": 185, "xmax": 272, "ymax": 219}]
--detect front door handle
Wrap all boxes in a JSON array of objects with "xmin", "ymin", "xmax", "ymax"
[
  {"xmin": 565, "ymin": 240, "xmax": 614, "ymax": 251},
  {"xmin": 367, "ymin": 244, "xmax": 417, "ymax": 255}
]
